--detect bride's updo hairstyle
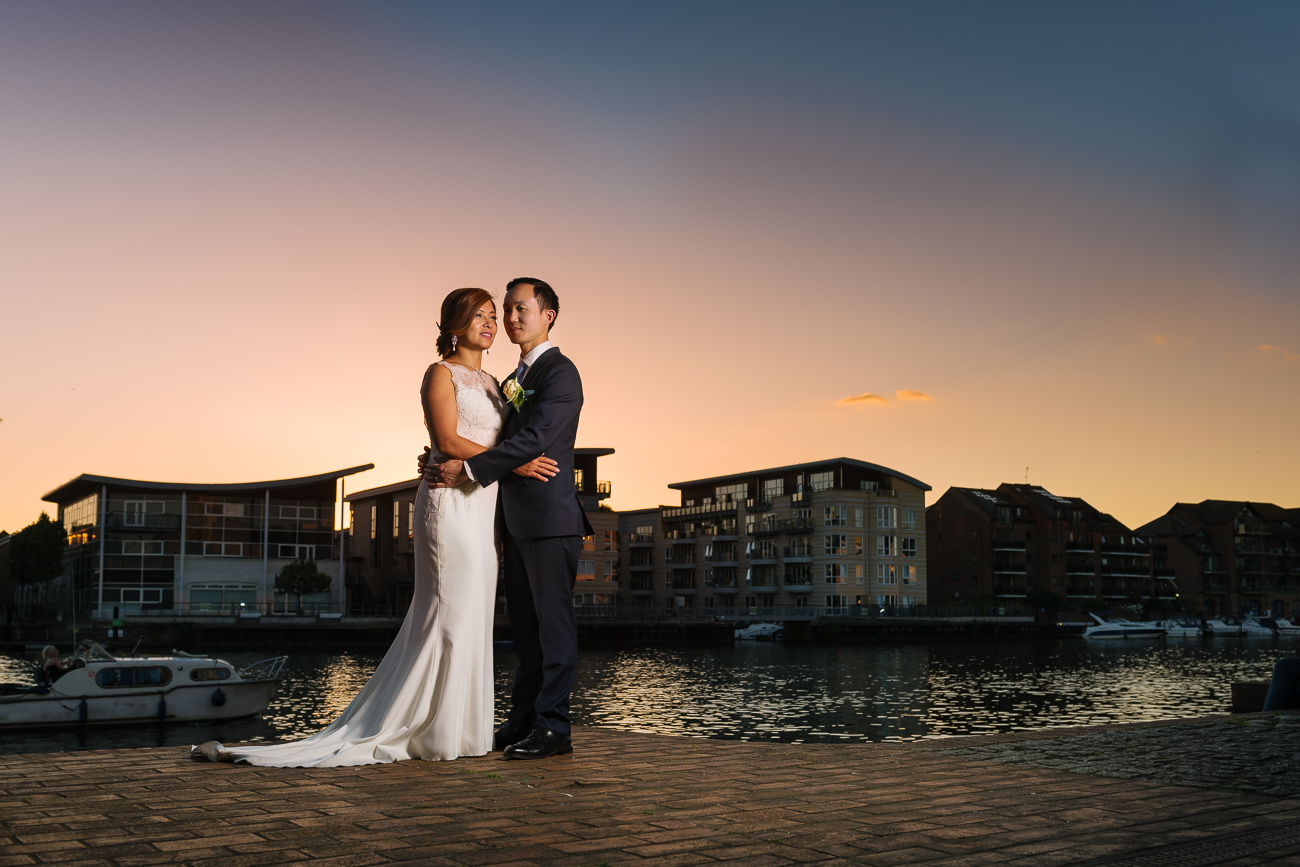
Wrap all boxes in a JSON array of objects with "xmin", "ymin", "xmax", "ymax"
[{"xmin": 436, "ymin": 287, "xmax": 494, "ymax": 357}]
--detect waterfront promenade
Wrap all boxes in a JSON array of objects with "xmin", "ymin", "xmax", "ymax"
[{"xmin": 2, "ymin": 714, "xmax": 1299, "ymax": 865}]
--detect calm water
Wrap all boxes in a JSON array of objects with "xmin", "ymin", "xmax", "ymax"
[{"xmin": 2, "ymin": 636, "xmax": 1295, "ymax": 755}]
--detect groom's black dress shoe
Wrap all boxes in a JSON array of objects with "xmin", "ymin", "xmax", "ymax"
[
  {"xmin": 502, "ymin": 727, "xmax": 572, "ymax": 760},
  {"xmin": 493, "ymin": 725, "xmax": 530, "ymax": 752}
]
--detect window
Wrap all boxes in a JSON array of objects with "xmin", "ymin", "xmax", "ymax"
[
  {"xmin": 876, "ymin": 536, "xmax": 898, "ymax": 557},
  {"xmin": 853, "ymin": 535, "xmax": 863, "ymax": 555},
  {"xmin": 824, "ymin": 506, "xmax": 847, "ymax": 527},
  {"xmin": 122, "ymin": 500, "xmax": 165, "ymax": 526},
  {"xmin": 189, "ymin": 667, "xmax": 231, "ymax": 682},
  {"xmin": 825, "ymin": 534, "xmax": 848, "ymax": 555},
  {"xmin": 877, "ymin": 564, "xmax": 898, "ymax": 585},
  {"xmin": 715, "ymin": 483, "xmax": 748, "ymax": 503},
  {"xmin": 763, "ymin": 478, "xmax": 784, "ymax": 499},
  {"xmin": 577, "ymin": 560, "xmax": 595, "ymax": 580},
  {"xmin": 876, "ymin": 507, "xmax": 897, "ymax": 529},
  {"xmin": 825, "ymin": 595, "xmax": 847, "ymax": 610},
  {"xmin": 902, "ymin": 538, "xmax": 917, "ymax": 558},
  {"xmin": 408, "ymin": 501, "xmax": 414, "ymax": 541},
  {"xmin": 903, "ymin": 565, "xmax": 918, "ymax": 584},
  {"xmin": 206, "ymin": 502, "xmax": 244, "ymax": 517},
  {"xmin": 603, "ymin": 530, "xmax": 616, "ymax": 552},
  {"xmin": 825, "ymin": 563, "xmax": 845, "ymax": 584},
  {"xmin": 854, "ymin": 508, "xmax": 865, "ymax": 528},
  {"xmin": 809, "ymin": 471, "xmax": 834, "ymax": 492},
  {"xmin": 902, "ymin": 510, "xmax": 917, "ymax": 530},
  {"xmin": 121, "ymin": 540, "xmax": 165, "ymax": 556},
  {"xmin": 393, "ymin": 498, "xmax": 401, "ymax": 539},
  {"xmin": 279, "ymin": 506, "xmax": 318, "ymax": 519}
]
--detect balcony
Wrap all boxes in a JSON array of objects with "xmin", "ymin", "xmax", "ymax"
[
  {"xmin": 627, "ymin": 534, "xmax": 655, "ymax": 546},
  {"xmin": 670, "ymin": 534, "xmax": 696, "ymax": 545},
  {"xmin": 628, "ymin": 562, "xmax": 654, "ymax": 572},
  {"xmin": 710, "ymin": 583, "xmax": 740, "ymax": 595},
  {"xmin": 995, "ymin": 586, "xmax": 1028, "ymax": 598},
  {"xmin": 752, "ymin": 585, "xmax": 780, "ymax": 595},
  {"xmin": 783, "ymin": 583, "xmax": 813, "ymax": 593},
  {"xmin": 782, "ymin": 547, "xmax": 813, "ymax": 561},
  {"xmin": 749, "ymin": 556, "xmax": 778, "ymax": 565},
  {"xmin": 670, "ymin": 561, "xmax": 697, "ymax": 570},
  {"xmin": 662, "ymin": 502, "xmax": 737, "ymax": 520},
  {"xmin": 744, "ymin": 499, "xmax": 773, "ymax": 512},
  {"xmin": 751, "ymin": 521, "xmax": 783, "ymax": 536}
]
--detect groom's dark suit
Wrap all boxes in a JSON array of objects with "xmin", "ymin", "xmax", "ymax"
[{"xmin": 465, "ymin": 347, "xmax": 592, "ymax": 737}]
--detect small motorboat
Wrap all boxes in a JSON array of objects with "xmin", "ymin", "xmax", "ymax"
[
  {"xmin": 1156, "ymin": 614, "xmax": 1203, "ymax": 638},
  {"xmin": 734, "ymin": 622, "xmax": 784, "ymax": 641},
  {"xmin": 1083, "ymin": 613, "xmax": 1166, "ymax": 640},
  {"xmin": 1204, "ymin": 617, "xmax": 1244, "ymax": 637},
  {"xmin": 1273, "ymin": 617, "xmax": 1300, "ymax": 635},
  {"xmin": 0, "ymin": 642, "xmax": 286, "ymax": 729},
  {"xmin": 1241, "ymin": 618, "xmax": 1276, "ymax": 637}
]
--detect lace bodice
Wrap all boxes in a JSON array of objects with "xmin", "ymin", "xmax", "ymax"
[{"xmin": 422, "ymin": 361, "xmax": 507, "ymax": 458}]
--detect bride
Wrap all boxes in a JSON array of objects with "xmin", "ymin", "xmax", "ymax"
[{"xmin": 192, "ymin": 287, "xmax": 556, "ymax": 767}]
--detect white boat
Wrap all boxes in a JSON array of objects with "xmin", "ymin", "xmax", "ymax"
[
  {"xmin": 1273, "ymin": 617, "xmax": 1300, "ymax": 635},
  {"xmin": 1241, "ymin": 618, "xmax": 1276, "ymax": 636},
  {"xmin": 0, "ymin": 642, "xmax": 286, "ymax": 729},
  {"xmin": 734, "ymin": 622, "xmax": 784, "ymax": 641},
  {"xmin": 1204, "ymin": 617, "xmax": 1244, "ymax": 637},
  {"xmin": 1155, "ymin": 614, "xmax": 1203, "ymax": 638},
  {"xmin": 1243, "ymin": 617, "xmax": 1300, "ymax": 636},
  {"xmin": 1083, "ymin": 613, "xmax": 1166, "ymax": 640}
]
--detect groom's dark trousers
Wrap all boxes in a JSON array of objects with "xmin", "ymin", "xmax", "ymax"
[{"xmin": 464, "ymin": 347, "xmax": 592, "ymax": 736}]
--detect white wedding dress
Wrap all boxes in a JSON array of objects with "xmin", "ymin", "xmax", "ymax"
[{"xmin": 192, "ymin": 361, "xmax": 505, "ymax": 767}]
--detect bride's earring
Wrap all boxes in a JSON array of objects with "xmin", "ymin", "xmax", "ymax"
[{"xmin": 450, "ymin": 335, "xmax": 457, "ymax": 351}]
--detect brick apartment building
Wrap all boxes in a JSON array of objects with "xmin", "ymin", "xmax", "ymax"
[
  {"xmin": 926, "ymin": 484, "xmax": 1160, "ymax": 608},
  {"xmin": 1138, "ymin": 500, "xmax": 1300, "ymax": 618},
  {"xmin": 345, "ymin": 449, "xmax": 617, "ymax": 614}
]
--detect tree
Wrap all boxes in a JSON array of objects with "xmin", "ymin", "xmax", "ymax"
[
  {"xmin": 274, "ymin": 559, "xmax": 332, "ymax": 614},
  {"xmin": 9, "ymin": 512, "xmax": 65, "ymax": 585}
]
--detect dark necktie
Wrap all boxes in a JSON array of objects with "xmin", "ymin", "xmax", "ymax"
[{"xmin": 513, "ymin": 361, "xmax": 527, "ymax": 382}]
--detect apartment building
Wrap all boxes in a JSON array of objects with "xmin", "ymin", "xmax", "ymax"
[
  {"xmin": 617, "ymin": 458, "xmax": 930, "ymax": 616},
  {"xmin": 1138, "ymin": 500, "xmax": 1300, "ymax": 618},
  {"xmin": 33, "ymin": 466, "xmax": 372, "ymax": 619},
  {"xmin": 926, "ymin": 484, "xmax": 1158, "ymax": 607}
]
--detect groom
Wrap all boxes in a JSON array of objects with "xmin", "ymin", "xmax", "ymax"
[{"xmin": 431, "ymin": 277, "xmax": 591, "ymax": 760}]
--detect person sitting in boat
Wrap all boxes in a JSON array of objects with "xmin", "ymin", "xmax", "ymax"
[
  {"xmin": 1263, "ymin": 658, "xmax": 1300, "ymax": 711},
  {"xmin": 38, "ymin": 646, "xmax": 67, "ymax": 686}
]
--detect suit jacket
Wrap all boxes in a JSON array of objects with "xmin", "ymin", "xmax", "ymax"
[{"xmin": 466, "ymin": 347, "xmax": 594, "ymax": 539}]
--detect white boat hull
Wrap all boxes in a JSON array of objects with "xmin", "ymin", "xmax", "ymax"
[
  {"xmin": 0, "ymin": 681, "xmax": 280, "ymax": 727},
  {"xmin": 0, "ymin": 646, "xmax": 285, "ymax": 729}
]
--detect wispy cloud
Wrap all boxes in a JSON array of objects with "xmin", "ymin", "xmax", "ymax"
[
  {"xmin": 895, "ymin": 389, "xmax": 932, "ymax": 402},
  {"xmin": 1256, "ymin": 344, "xmax": 1300, "ymax": 360},
  {"xmin": 835, "ymin": 392, "xmax": 887, "ymax": 407}
]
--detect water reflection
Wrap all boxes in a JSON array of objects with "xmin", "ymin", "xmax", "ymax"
[{"xmin": 1, "ymin": 637, "xmax": 1294, "ymax": 755}]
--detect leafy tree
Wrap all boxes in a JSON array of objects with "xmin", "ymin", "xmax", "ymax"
[
  {"xmin": 9, "ymin": 512, "xmax": 65, "ymax": 585},
  {"xmin": 274, "ymin": 559, "xmax": 332, "ymax": 613}
]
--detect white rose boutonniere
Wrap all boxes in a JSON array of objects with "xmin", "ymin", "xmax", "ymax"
[{"xmin": 502, "ymin": 378, "xmax": 533, "ymax": 411}]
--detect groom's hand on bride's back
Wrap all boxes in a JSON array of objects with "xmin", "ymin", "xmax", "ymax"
[{"xmin": 513, "ymin": 454, "xmax": 557, "ymax": 482}]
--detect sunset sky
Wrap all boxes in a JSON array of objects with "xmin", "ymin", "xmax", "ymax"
[{"xmin": 2, "ymin": 1, "xmax": 1298, "ymax": 535}]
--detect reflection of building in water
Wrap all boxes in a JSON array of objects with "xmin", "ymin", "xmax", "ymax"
[
  {"xmin": 345, "ymin": 448, "xmax": 617, "ymax": 614},
  {"xmin": 618, "ymin": 458, "xmax": 929, "ymax": 617},
  {"xmin": 926, "ymin": 485, "xmax": 1155, "ymax": 610},
  {"xmin": 1138, "ymin": 500, "xmax": 1300, "ymax": 620},
  {"xmin": 32, "ymin": 466, "xmax": 372, "ymax": 620}
]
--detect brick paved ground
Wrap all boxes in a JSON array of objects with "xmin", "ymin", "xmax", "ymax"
[{"xmin": 2, "ymin": 716, "xmax": 1299, "ymax": 866}]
